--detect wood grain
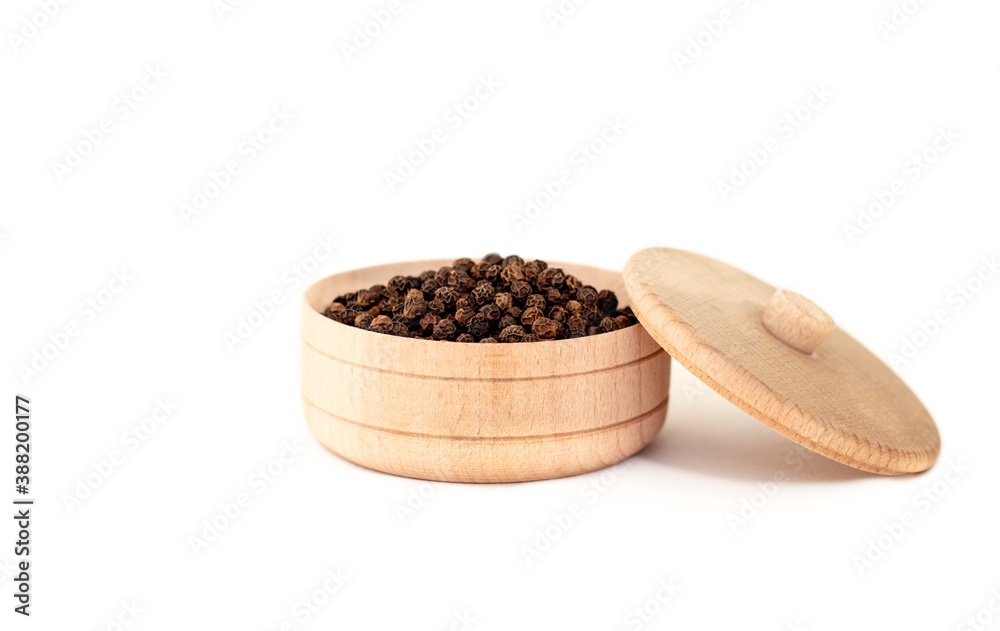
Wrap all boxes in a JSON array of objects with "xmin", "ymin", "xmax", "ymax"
[
  {"xmin": 301, "ymin": 260, "xmax": 671, "ymax": 483},
  {"xmin": 624, "ymin": 248, "xmax": 940, "ymax": 475}
]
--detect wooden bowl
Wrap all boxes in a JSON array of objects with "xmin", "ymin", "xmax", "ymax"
[{"xmin": 300, "ymin": 260, "xmax": 670, "ymax": 483}]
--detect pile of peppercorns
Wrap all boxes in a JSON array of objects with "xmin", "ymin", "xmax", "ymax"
[{"xmin": 323, "ymin": 254, "xmax": 638, "ymax": 343}]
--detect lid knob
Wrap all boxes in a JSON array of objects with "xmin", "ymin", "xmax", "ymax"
[{"xmin": 762, "ymin": 289, "xmax": 835, "ymax": 354}]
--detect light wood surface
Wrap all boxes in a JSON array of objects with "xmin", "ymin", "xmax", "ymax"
[
  {"xmin": 624, "ymin": 248, "xmax": 940, "ymax": 475},
  {"xmin": 301, "ymin": 260, "xmax": 671, "ymax": 483}
]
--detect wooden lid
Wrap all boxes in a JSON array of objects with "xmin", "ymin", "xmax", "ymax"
[{"xmin": 623, "ymin": 248, "xmax": 940, "ymax": 475}]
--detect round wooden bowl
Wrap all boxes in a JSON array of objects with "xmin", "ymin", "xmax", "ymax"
[{"xmin": 300, "ymin": 260, "xmax": 670, "ymax": 483}]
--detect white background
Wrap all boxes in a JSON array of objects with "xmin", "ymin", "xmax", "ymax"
[{"xmin": 2, "ymin": 0, "xmax": 999, "ymax": 629}]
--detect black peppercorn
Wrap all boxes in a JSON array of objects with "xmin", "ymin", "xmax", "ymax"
[
  {"xmin": 325, "ymin": 302, "xmax": 348, "ymax": 323},
  {"xmin": 525, "ymin": 294, "xmax": 547, "ymax": 310},
  {"xmin": 538, "ymin": 267, "xmax": 564, "ymax": 288},
  {"xmin": 479, "ymin": 303, "xmax": 501, "ymax": 321},
  {"xmin": 576, "ymin": 286, "xmax": 598, "ymax": 306},
  {"xmin": 500, "ymin": 265, "xmax": 524, "ymax": 283},
  {"xmin": 456, "ymin": 333, "xmax": 476, "ymax": 343},
  {"xmin": 419, "ymin": 312, "xmax": 441, "ymax": 334},
  {"xmin": 387, "ymin": 275, "xmax": 411, "ymax": 295},
  {"xmin": 434, "ymin": 266, "xmax": 452, "ymax": 285},
  {"xmin": 471, "ymin": 282, "xmax": 495, "ymax": 306},
  {"xmin": 427, "ymin": 298, "xmax": 447, "ymax": 314},
  {"xmin": 421, "ymin": 279, "xmax": 440, "ymax": 295},
  {"xmin": 598, "ymin": 289, "xmax": 619, "ymax": 315},
  {"xmin": 467, "ymin": 314, "xmax": 491, "ymax": 339},
  {"xmin": 448, "ymin": 270, "xmax": 476, "ymax": 292},
  {"xmin": 520, "ymin": 306, "xmax": 543, "ymax": 327},
  {"xmin": 435, "ymin": 286, "xmax": 459, "ymax": 308},
  {"xmin": 356, "ymin": 288, "xmax": 381, "ymax": 308},
  {"xmin": 510, "ymin": 280, "xmax": 532, "ymax": 302},
  {"xmin": 385, "ymin": 297, "xmax": 404, "ymax": 315},
  {"xmin": 521, "ymin": 260, "xmax": 544, "ymax": 282},
  {"xmin": 388, "ymin": 322, "xmax": 409, "ymax": 336},
  {"xmin": 433, "ymin": 319, "xmax": 458, "ymax": 340},
  {"xmin": 545, "ymin": 287, "xmax": 567, "ymax": 306},
  {"xmin": 532, "ymin": 317, "xmax": 559, "ymax": 339},
  {"xmin": 354, "ymin": 313, "xmax": 374, "ymax": 329},
  {"xmin": 599, "ymin": 317, "xmax": 615, "ymax": 333},
  {"xmin": 403, "ymin": 288, "xmax": 427, "ymax": 319},
  {"xmin": 494, "ymin": 292, "xmax": 513, "ymax": 311},
  {"xmin": 455, "ymin": 306, "xmax": 476, "ymax": 327},
  {"xmin": 483, "ymin": 264, "xmax": 502, "ymax": 283},
  {"xmin": 470, "ymin": 262, "xmax": 491, "ymax": 280},
  {"xmin": 498, "ymin": 325, "xmax": 526, "ymax": 342}
]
